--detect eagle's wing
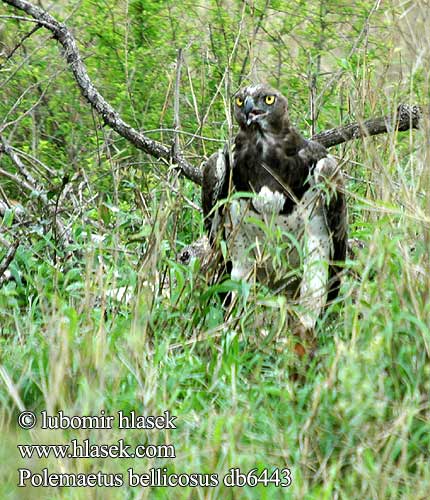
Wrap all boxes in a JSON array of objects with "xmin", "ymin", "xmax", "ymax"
[
  {"xmin": 201, "ymin": 147, "xmax": 230, "ymax": 242},
  {"xmin": 325, "ymin": 172, "xmax": 347, "ymax": 301},
  {"xmin": 312, "ymin": 154, "xmax": 348, "ymax": 301},
  {"xmin": 297, "ymin": 139, "xmax": 347, "ymax": 302},
  {"xmin": 298, "ymin": 139, "xmax": 328, "ymax": 166}
]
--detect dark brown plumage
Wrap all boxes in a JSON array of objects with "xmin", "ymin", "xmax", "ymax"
[{"xmin": 202, "ymin": 83, "xmax": 347, "ymax": 334}]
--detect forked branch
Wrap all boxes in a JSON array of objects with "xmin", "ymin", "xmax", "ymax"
[{"xmin": 1, "ymin": 0, "xmax": 424, "ymax": 188}]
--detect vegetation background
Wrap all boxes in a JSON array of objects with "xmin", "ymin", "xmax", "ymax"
[{"xmin": 0, "ymin": 0, "xmax": 429, "ymax": 498}]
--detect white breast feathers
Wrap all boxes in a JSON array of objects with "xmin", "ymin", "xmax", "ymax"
[{"xmin": 251, "ymin": 186, "xmax": 286, "ymax": 215}]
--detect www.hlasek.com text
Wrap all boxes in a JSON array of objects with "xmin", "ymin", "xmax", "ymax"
[{"xmin": 18, "ymin": 439, "xmax": 175, "ymax": 460}]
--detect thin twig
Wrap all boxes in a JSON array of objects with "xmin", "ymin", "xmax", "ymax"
[
  {"xmin": 0, "ymin": 139, "xmax": 71, "ymax": 242},
  {"xmin": 172, "ymin": 48, "xmax": 183, "ymax": 159},
  {"xmin": 0, "ymin": 136, "xmax": 41, "ymax": 190},
  {"xmin": 0, "ymin": 22, "xmax": 41, "ymax": 68},
  {"xmin": 0, "ymin": 14, "xmax": 55, "ymax": 29}
]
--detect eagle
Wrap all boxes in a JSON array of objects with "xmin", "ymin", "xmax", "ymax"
[{"xmin": 201, "ymin": 84, "xmax": 347, "ymax": 342}]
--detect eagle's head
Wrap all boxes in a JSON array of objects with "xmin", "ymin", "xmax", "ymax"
[{"xmin": 233, "ymin": 84, "xmax": 289, "ymax": 133}]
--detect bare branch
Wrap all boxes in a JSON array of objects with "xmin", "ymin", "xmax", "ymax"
[
  {"xmin": 0, "ymin": 136, "xmax": 41, "ymax": 190},
  {"xmin": 0, "ymin": 239, "xmax": 19, "ymax": 286},
  {"xmin": 1, "ymin": 0, "xmax": 202, "ymax": 184},
  {"xmin": 0, "ymin": 137, "xmax": 70, "ymax": 242},
  {"xmin": 311, "ymin": 104, "xmax": 422, "ymax": 148}
]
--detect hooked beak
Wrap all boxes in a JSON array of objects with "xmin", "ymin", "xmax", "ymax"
[{"xmin": 244, "ymin": 96, "xmax": 267, "ymax": 126}]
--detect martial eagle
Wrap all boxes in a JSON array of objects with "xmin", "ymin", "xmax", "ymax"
[{"xmin": 201, "ymin": 84, "xmax": 347, "ymax": 341}]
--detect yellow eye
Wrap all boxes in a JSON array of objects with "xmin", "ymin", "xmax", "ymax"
[
  {"xmin": 265, "ymin": 95, "xmax": 275, "ymax": 105},
  {"xmin": 235, "ymin": 97, "xmax": 244, "ymax": 107}
]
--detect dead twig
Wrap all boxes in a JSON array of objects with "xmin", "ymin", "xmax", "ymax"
[
  {"xmin": 0, "ymin": 136, "xmax": 41, "ymax": 190},
  {"xmin": 172, "ymin": 48, "xmax": 183, "ymax": 160},
  {"xmin": 0, "ymin": 137, "xmax": 71, "ymax": 243},
  {"xmin": 0, "ymin": 22, "xmax": 41, "ymax": 69},
  {"xmin": 0, "ymin": 239, "xmax": 19, "ymax": 286}
]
